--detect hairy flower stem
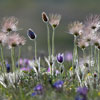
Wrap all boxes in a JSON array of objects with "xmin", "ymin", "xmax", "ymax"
[
  {"xmin": 98, "ymin": 49, "xmax": 100, "ymax": 80},
  {"xmin": 34, "ymin": 39, "xmax": 37, "ymax": 60},
  {"xmin": 11, "ymin": 47, "xmax": 15, "ymax": 72},
  {"xmin": 52, "ymin": 27, "xmax": 55, "ymax": 57},
  {"xmin": 82, "ymin": 49, "xmax": 85, "ymax": 63},
  {"xmin": 18, "ymin": 46, "xmax": 21, "ymax": 69},
  {"xmin": 47, "ymin": 23, "xmax": 51, "ymax": 60},
  {"xmin": 0, "ymin": 44, "xmax": 6, "ymax": 73},
  {"xmin": 94, "ymin": 47, "xmax": 97, "ymax": 72},
  {"xmin": 72, "ymin": 36, "xmax": 78, "ymax": 71}
]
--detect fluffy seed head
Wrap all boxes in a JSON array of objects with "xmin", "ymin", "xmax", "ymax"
[
  {"xmin": 68, "ymin": 21, "xmax": 83, "ymax": 36},
  {"xmin": 78, "ymin": 39, "xmax": 89, "ymax": 50},
  {"xmin": 49, "ymin": 14, "xmax": 61, "ymax": 28},
  {"xmin": 84, "ymin": 15, "xmax": 100, "ymax": 33},
  {"xmin": 1, "ymin": 16, "xmax": 18, "ymax": 33},
  {"xmin": 7, "ymin": 33, "xmax": 25, "ymax": 49}
]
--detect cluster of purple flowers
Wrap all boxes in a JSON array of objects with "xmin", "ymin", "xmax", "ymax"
[{"xmin": 32, "ymin": 84, "xmax": 43, "ymax": 96}]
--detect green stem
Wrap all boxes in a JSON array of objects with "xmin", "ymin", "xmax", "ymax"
[
  {"xmin": 11, "ymin": 47, "xmax": 15, "ymax": 72},
  {"xmin": 34, "ymin": 39, "xmax": 37, "ymax": 60},
  {"xmin": 18, "ymin": 46, "xmax": 21, "ymax": 69},
  {"xmin": 98, "ymin": 49, "xmax": 100, "ymax": 80},
  {"xmin": 94, "ymin": 47, "xmax": 97, "ymax": 72},
  {"xmin": 72, "ymin": 36, "xmax": 77, "ymax": 71},
  {"xmin": 0, "ymin": 44, "xmax": 6, "ymax": 73},
  {"xmin": 52, "ymin": 27, "xmax": 55, "ymax": 57},
  {"xmin": 47, "ymin": 23, "xmax": 51, "ymax": 60}
]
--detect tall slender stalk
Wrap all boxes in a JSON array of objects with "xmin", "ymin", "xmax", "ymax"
[
  {"xmin": 47, "ymin": 23, "xmax": 51, "ymax": 60},
  {"xmin": 52, "ymin": 27, "xmax": 55, "ymax": 57},
  {"xmin": 18, "ymin": 46, "xmax": 21, "ymax": 69},
  {"xmin": 94, "ymin": 47, "xmax": 97, "ymax": 72},
  {"xmin": 0, "ymin": 44, "xmax": 6, "ymax": 73},
  {"xmin": 98, "ymin": 49, "xmax": 100, "ymax": 80},
  {"xmin": 11, "ymin": 47, "xmax": 15, "ymax": 72},
  {"xmin": 72, "ymin": 36, "xmax": 78, "ymax": 71},
  {"xmin": 34, "ymin": 39, "xmax": 37, "ymax": 60}
]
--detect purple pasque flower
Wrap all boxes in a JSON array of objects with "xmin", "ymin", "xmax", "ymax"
[
  {"xmin": 65, "ymin": 52, "xmax": 72, "ymax": 61},
  {"xmin": 77, "ymin": 86, "xmax": 88, "ymax": 96},
  {"xmin": 32, "ymin": 84, "xmax": 43, "ymax": 95},
  {"xmin": 57, "ymin": 53, "xmax": 64, "ymax": 63},
  {"xmin": 23, "ymin": 58, "xmax": 29, "ymax": 65},
  {"xmin": 53, "ymin": 80, "xmax": 64, "ymax": 89},
  {"xmin": 34, "ymin": 84, "xmax": 43, "ymax": 91},
  {"xmin": 27, "ymin": 28, "xmax": 36, "ymax": 40}
]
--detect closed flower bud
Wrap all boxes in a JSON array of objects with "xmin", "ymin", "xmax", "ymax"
[
  {"xmin": 42, "ymin": 12, "xmax": 49, "ymax": 23},
  {"xmin": 27, "ymin": 29, "xmax": 36, "ymax": 40},
  {"xmin": 57, "ymin": 53, "xmax": 64, "ymax": 63}
]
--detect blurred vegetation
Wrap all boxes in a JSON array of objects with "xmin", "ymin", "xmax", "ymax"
[{"xmin": 0, "ymin": 0, "xmax": 100, "ymax": 58}]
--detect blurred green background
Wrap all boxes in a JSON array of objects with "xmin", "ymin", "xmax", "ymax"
[{"xmin": 0, "ymin": 0, "xmax": 100, "ymax": 58}]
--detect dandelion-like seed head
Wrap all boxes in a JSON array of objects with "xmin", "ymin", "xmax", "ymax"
[
  {"xmin": 81, "ymin": 28, "xmax": 94, "ymax": 44},
  {"xmin": 84, "ymin": 15, "xmax": 100, "ymax": 33},
  {"xmin": 68, "ymin": 21, "xmax": 83, "ymax": 36},
  {"xmin": 49, "ymin": 14, "xmax": 61, "ymax": 28},
  {"xmin": 78, "ymin": 39, "xmax": 89, "ymax": 50},
  {"xmin": 7, "ymin": 33, "xmax": 21, "ymax": 49},
  {"xmin": 42, "ymin": 12, "xmax": 49, "ymax": 23},
  {"xmin": 1, "ymin": 16, "xmax": 18, "ymax": 33}
]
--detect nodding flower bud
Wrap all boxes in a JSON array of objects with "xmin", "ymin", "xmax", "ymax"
[
  {"xmin": 57, "ymin": 53, "xmax": 64, "ymax": 63},
  {"xmin": 27, "ymin": 29, "xmax": 36, "ymax": 40},
  {"xmin": 42, "ymin": 12, "xmax": 49, "ymax": 23}
]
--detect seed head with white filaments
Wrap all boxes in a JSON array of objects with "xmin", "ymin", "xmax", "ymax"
[
  {"xmin": 1, "ymin": 16, "xmax": 19, "ymax": 33},
  {"xmin": 49, "ymin": 14, "xmax": 61, "ymax": 28},
  {"xmin": 68, "ymin": 21, "xmax": 83, "ymax": 37},
  {"xmin": 84, "ymin": 15, "xmax": 100, "ymax": 33},
  {"xmin": 7, "ymin": 33, "xmax": 26, "ymax": 49}
]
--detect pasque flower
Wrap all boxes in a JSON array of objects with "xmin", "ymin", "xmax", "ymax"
[
  {"xmin": 42, "ymin": 12, "xmax": 49, "ymax": 23},
  {"xmin": 27, "ymin": 29, "xmax": 36, "ymax": 40},
  {"xmin": 1, "ymin": 16, "xmax": 18, "ymax": 33},
  {"xmin": 32, "ymin": 84, "xmax": 43, "ymax": 96},
  {"xmin": 49, "ymin": 14, "xmax": 61, "ymax": 28},
  {"xmin": 57, "ymin": 53, "xmax": 64, "ymax": 63},
  {"xmin": 53, "ymin": 80, "xmax": 64, "ymax": 89}
]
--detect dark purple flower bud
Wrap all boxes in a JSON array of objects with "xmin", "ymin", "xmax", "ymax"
[
  {"xmin": 57, "ymin": 53, "xmax": 64, "ymax": 63},
  {"xmin": 27, "ymin": 29, "xmax": 36, "ymax": 40},
  {"xmin": 6, "ymin": 63, "xmax": 10, "ymax": 73},
  {"xmin": 53, "ymin": 80, "xmax": 64, "ymax": 89},
  {"xmin": 77, "ymin": 87, "xmax": 88, "ymax": 96}
]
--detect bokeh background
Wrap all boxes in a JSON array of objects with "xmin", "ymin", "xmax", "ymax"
[{"xmin": 0, "ymin": 0, "xmax": 100, "ymax": 58}]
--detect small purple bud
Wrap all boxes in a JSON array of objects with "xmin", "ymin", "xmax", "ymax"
[
  {"xmin": 27, "ymin": 29, "xmax": 36, "ymax": 40},
  {"xmin": 57, "ymin": 53, "xmax": 64, "ymax": 63}
]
